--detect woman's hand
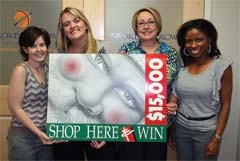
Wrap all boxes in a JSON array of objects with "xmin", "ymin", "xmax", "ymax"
[
  {"xmin": 166, "ymin": 102, "xmax": 177, "ymax": 115},
  {"xmin": 90, "ymin": 141, "xmax": 106, "ymax": 149},
  {"xmin": 205, "ymin": 139, "xmax": 220, "ymax": 157},
  {"xmin": 38, "ymin": 131, "xmax": 55, "ymax": 145}
]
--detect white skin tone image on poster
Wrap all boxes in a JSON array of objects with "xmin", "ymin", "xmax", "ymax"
[{"xmin": 47, "ymin": 54, "xmax": 145, "ymax": 125}]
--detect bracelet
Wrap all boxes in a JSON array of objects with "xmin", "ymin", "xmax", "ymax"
[{"xmin": 215, "ymin": 134, "xmax": 221, "ymax": 141}]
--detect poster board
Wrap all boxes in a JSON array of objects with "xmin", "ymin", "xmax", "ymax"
[{"xmin": 47, "ymin": 54, "xmax": 167, "ymax": 142}]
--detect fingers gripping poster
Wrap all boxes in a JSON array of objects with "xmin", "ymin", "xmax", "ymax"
[{"xmin": 47, "ymin": 54, "xmax": 167, "ymax": 142}]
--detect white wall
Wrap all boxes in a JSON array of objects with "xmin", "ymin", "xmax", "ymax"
[
  {"xmin": 105, "ymin": 0, "xmax": 183, "ymax": 52},
  {"xmin": 238, "ymin": 1, "xmax": 240, "ymax": 159},
  {"xmin": 206, "ymin": 0, "xmax": 240, "ymax": 160}
]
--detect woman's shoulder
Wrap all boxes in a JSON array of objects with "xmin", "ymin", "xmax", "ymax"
[
  {"xmin": 212, "ymin": 57, "xmax": 233, "ymax": 84},
  {"xmin": 11, "ymin": 62, "xmax": 27, "ymax": 77},
  {"xmin": 214, "ymin": 56, "xmax": 233, "ymax": 68},
  {"xmin": 118, "ymin": 40, "xmax": 140, "ymax": 54},
  {"xmin": 15, "ymin": 62, "xmax": 27, "ymax": 70},
  {"xmin": 122, "ymin": 40, "xmax": 139, "ymax": 48},
  {"xmin": 157, "ymin": 39, "xmax": 179, "ymax": 57}
]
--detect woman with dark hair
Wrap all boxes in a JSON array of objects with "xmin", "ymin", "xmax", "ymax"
[
  {"xmin": 7, "ymin": 26, "xmax": 54, "ymax": 161},
  {"xmin": 177, "ymin": 18, "xmax": 221, "ymax": 66},
  {"xmin": 169, "ymin": 19, "xmax": 233, "ymax": 160}
]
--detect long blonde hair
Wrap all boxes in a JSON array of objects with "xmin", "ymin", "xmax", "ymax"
[{"xmin": 56, "ymin": 7, "xmax": 97, "ymax": 53}]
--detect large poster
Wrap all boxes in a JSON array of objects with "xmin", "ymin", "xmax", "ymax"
[{"xmin": 47, "ymin": 54, "xmax": 167, "ymax": 142}]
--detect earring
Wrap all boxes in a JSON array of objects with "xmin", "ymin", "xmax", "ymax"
[
  {"xmin": 208, "ymin": 44, "xmax": 211, "ymax": 54},
  {"xmin": 183, "ymin": 48, "xmax": 190, "ymax": 56}
]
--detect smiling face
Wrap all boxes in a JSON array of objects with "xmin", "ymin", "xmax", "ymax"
[
  {"xmin": 23, "ymin": 36, "xmax": 48, "ymax": 63},
  {"xmin": 184, "ymin": 28, "xmax": 210, "ymax": 58},
  {"xmin": 61, "ymin": 12, "xmax": 88, "ymax": 41},
  {"xmin": 136, "ymin": 11, "xmax": 159, "ymax": 42},
  {"xmin": 57, "ymin": 54, "xmax": 145, "ymax": 124}
]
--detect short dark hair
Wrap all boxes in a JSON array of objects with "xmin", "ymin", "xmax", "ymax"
[{"xmin": 19, "ymin": 26, "xmax": 51, "ymax": 61}]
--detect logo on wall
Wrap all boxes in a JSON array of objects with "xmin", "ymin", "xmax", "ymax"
[{"xmin": 13, "ymin": 10, "xmax": 32, "ymax": 29}]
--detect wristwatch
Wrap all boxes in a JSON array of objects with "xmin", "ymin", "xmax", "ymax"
[{"xmin": 215, "ymin": 134, "xmax": 221, "ymax": 141}]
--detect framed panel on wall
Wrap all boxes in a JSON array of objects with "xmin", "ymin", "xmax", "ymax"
[
  {"xmin": 105, "ymin": 0, "xmax": 183, "ymax": 52},
  {"xmin": 0, "ymin": 0, "xmax": 61, "ymax": 85},
  {"xmin": 62, "ymin": 0, "xmax": 105, "ymax": 40}
]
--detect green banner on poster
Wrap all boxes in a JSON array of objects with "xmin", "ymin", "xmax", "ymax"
[{"xmin": 47, "ymin": 54, "xmax": 167, "ymax": 142}]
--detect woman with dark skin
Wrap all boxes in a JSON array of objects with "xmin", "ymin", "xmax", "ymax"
[{"xmin": 169, "ymin": 19, "xmax": 233, "ymax": 161}]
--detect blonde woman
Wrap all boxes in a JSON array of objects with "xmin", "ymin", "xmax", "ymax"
[{"xmin": 52, "ymin": 7, "xmax": 116, "ymax": 161}]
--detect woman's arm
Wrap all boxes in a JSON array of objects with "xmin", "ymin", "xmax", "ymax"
[
  {"xmin": 205, "ymin": 65, "xmax": 233, "ymax": 156},
  {"xmin": 8, "ymin": 65, "xmax": 53, "ymax": 144},
  {"xmin": 167, "ymin": 94, "xmax": 178, "ymax": 115},
  {"xmin": 215, "ymin": 65, "xmax": 233, "ymax": 140}
]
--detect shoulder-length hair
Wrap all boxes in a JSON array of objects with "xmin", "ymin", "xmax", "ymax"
[
  {"xmin": 56, "ymin": 7, "xmax": 97, "ymax": 53},
  {"xmin": 177, "ymin": 18, "xmax": 221, "ymax": 66}
]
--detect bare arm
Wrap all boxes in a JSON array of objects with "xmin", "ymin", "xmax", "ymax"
[
  {"xmin": 215, "ymin": 65, "xmax": 233, "ymax": 138},
  {"xmin": 167, "ymin": 94, "xmax": 178, "ymax": 115},
  {"xmin": 8, "ymin": 65, "xmax": 53, "ymax": 144},
  {"xmin": 167, "ymin": 94, "xmax": 178, "ymax": 150},
  {"xmin": 205, "ymin": 65, "xmax": 233, "ymax": 156}
]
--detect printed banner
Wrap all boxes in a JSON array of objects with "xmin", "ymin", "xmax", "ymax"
[{"xmin": 47, "ymin": 54, "xmax": 167, "ymax": 142}]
